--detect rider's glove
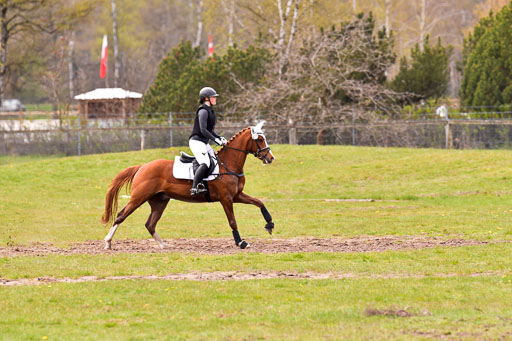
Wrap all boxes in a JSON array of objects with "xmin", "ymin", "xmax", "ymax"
[
  {"xmin": 220, "ymin": 137, "xmax": 228, "ymax": 145},
  {"xmin": 215, "ymin": 137, "xmax": 226, "ymax": 146}
]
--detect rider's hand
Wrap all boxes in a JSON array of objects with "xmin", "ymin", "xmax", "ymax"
[
  {"xmin": 220, "ymin": 137, "xmax": 228, "ymax": 145},
  {"xmin": 215, "ymin": 137, "xmax": 225, "ymax": 146}
]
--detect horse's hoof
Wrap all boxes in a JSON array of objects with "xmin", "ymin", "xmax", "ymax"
[
  {"xmin": 104, "ymin": 239, "xmax": 113, "ymax": 250},
  {"xmin": 240, "ymin": 241, "xmax": 249, "ymax": 249},
  {"xmin": 265, "ymin": 222, "xmax": 274, "ymax": 235}
]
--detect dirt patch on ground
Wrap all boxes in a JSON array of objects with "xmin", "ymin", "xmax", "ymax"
[
  {"xmin": 0, "ymin": 270, "xmax": 504, "ymax": 286},
  {"xmin": 0, "ymin": 235, "xmax": 494, "ymax": 257}
]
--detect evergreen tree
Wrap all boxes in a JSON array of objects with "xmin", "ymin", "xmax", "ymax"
[
  {"xmin": 391, "ymin": 36, "xmax": 452, "ymax": 101},
  {"xmin": 138, "ymin": 41, "xmax": 269, "ymax": 114},
  {"xmin": 460, "ymin": 3, "xmax": 512, "ymax": 108}
]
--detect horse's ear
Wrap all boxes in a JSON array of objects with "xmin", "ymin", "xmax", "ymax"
[{"xmin": 251, "ymin": 121, "xmax": 265, "ymax": 139}]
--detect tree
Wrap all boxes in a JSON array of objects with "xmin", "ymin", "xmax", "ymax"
[
  {"xmin": 391, "ymin": 36, "xmax": 453, "ymax": 100},
  {"xmin": 229, "ymin": 13, "xmax": 406, "ymax": 131},
  {"xmin": 460, "ymin": 3, "xmax": 512, "ymax": 108},
  {"xmin": 138, "ymin": 40, "xmax": 269, "ymax": 114},
  {"xmin": 0, "ymin": 0, "xmax": 94, "ymax": 101},
  {"xmin": 0, "ymin": 0, "xmax": 53, "ymax": 100}
]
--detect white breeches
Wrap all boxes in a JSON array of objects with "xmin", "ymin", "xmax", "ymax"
[{"xmin": 189, "ymin": 139, "xmax": 214, "ymax": 167}]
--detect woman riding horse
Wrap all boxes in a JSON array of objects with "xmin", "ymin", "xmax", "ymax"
[
  {"xmin": 101, "ymin": 119, "xmax": 276, "ymax": 250},
  {"xmin": 189, "ymin": 87, "xmax": 227, "ymax": 195}
]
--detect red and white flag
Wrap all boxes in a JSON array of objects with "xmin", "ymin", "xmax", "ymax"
[
  {"xmin": 100, "ymin": 34, "xmax": 108, "ymax": 79},
  {"xmin": 208, "ymin": 34, "xmax": 214, "ymax": 58}
]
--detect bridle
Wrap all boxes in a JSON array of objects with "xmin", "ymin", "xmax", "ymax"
[
  {"xmin": 214, "ymin": 135, "xmax": 272, "ymax": 178},
  {"xmin": 224, "ymin": 138, "xmax": 271, "ymax": 160}
]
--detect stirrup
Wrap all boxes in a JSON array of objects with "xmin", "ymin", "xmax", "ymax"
[{"xmin": 190, "ymin": 183, "xmax": 207, "ymax": 195}]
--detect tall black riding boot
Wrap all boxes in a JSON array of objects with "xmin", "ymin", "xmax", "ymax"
[{"xmin": 190, "ymin": 163, "xmax": 209, "ymax": 195}]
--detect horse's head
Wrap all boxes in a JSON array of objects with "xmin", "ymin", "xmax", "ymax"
[{"xmin": 249, "ymin": 121, "xmax": 275, "ymax": 164}]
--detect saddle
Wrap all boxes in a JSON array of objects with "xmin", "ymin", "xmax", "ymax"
[{"xmin": 179, "ymin": 152, "xmax": 217, "ymax": 177}]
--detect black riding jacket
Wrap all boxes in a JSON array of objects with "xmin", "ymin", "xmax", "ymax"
[{"xmin": 190, "ymin": 104, "xmax": 220, "ymax": 144}]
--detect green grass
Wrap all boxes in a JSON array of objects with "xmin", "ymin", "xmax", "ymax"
[
  {"xmin": 1, "ymin": 145, "xmax": 512, "ymax": 245},
  {"xmin": 2, "ymin": 145, "xmax": 512, "ymax": 339},
  {"xmin": 1, "ymin": 277, "xmax": 512, "ymax": 340}
]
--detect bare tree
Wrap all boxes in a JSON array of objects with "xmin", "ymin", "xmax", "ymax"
[
  {"xmin": 0, "ymin": 0, "xmax": 55, "ymax": 100},
  {"xmin": 230, "ymin": 15, "xmax": 408, "ymax": 143},
  {"xmin": 41, "ymin": 33, "xmax": 70, "ymax": 127}
]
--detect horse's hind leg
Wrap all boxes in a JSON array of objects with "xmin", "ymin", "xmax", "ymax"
[
  {"xmin": 145, "ymin": 194, "xmax": 170, "ymax": 249},
  {"xmin": 220, "ymin": 199, "xmax": 248, "ymax": 249},
  {"xmin": 104, "ymin": 197, "xmax": 145, "ymax": 250}
]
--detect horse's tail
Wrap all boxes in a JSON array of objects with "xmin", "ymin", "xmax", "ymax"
[{"xmin": 101, "ymin": 165, "xmax": 142, "ymax": 226}]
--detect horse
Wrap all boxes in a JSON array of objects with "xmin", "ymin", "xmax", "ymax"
[{"xmin": 101, "ymin": 122, "xmax": 275, "ymax": 250}]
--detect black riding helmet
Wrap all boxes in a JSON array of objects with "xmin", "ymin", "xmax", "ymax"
[{"xmin": 199, "ymin": 87, "xmax": 219, "ymax": 103}]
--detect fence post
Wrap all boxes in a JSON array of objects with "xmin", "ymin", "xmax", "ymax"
[
  {"xmin": 289, "ymin": 127, "xmax": 297, "ymax": 145},
  {"xmin": 18, "ymin": 109, "xmax": 23, "ymax": 128},
  {"xmin": 140, "ymin": 129, "xmax": 145, "ymax": 151},
  {"xmin": 352, "ymin": 112, "xmax": 356, "ymax": 146},
  {"xmin": 169, "ymin": 112, "xmax": 173, "ymax": 147},
  {"xmin": 77, "ymin": 116, "xmax": 81, "ymax": 156},
  {"xmin": 445, "ymin": 120, "xmax": 452, "ymax": 149}
]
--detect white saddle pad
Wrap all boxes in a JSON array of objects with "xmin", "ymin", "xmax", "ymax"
[{"xmin": 172, "ymin": 153, "xmax": 219, "ymax": 181}]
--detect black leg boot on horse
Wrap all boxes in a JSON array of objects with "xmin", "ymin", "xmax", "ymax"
[{"xmin": 190, "ymin": 163, "xmax": 209, "ymax": 195}]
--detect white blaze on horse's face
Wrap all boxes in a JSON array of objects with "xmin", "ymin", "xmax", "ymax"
[{"xmin": 251, "ymin": 121, "xmax": 275, "ymax": 164}]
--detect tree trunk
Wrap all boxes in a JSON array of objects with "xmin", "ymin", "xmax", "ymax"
[
  {"xmin": 0, "ymin": 5, "xmax": 7, "ymax": 102},
  {"xmin": 111, "ymin": 0, "xmax": 120, "ymax": 87},
  {"xmin": 352, "ymin": 0, "xmax": 357, "ymax": 13},
  {"xmin": 220, "ymin": 0, "xmax": 235, "ymax": 47},
  {"xmin": 277, "ymin": 0, "xmax": 293, "ymax": 75},
  {"xmin": 285, "ymin": 0, "xmax": 300, "ymax": 59},
  {"xmin": 162, "ymin": 0, "xmax": 170, "ymax": 55},
  {"xmin": 193, "ymin": 0, "xmax": 203, "ymax": 47},
  {"xmin": 68, "ymin": 30, "xmax": 75, "ymax": 98},
  {"xmin": 385, "ymin": 0, "xmax": 391, "ymax": 37},
  {"xmin": 419, "ymin": 0, "xmax": 426, "ymax": 51},
  {"xmin": 228, "ymin": 0, "xmax": 234, "ymax": 47}
]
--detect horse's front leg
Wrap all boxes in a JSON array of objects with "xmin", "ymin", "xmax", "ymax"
[
  {"xmin": 220, "ymin": 198, "xmax": 249, "ymax": 249},
  {"xmin": 234, "ymin": 192, "xmax": 274, "ymax": 235}
]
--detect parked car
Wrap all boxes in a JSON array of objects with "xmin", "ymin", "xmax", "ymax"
[{"xmin": 0, "ymin": 99, "xmax": 25, "ymax": 112}]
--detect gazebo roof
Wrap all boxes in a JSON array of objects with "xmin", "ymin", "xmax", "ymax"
[{"xmin": 74, "ymin": 88, "xmax": 142, "ymax": 101}]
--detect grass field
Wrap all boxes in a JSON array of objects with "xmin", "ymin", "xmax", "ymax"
[{"xmin": 1, "ymin": 145, "xmax": 512, "ymax": 339}]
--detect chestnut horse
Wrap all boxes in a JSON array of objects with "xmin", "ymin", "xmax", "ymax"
[{"xmin": 101, "ymin": 122, "xmax": 275, "ymax": 250}]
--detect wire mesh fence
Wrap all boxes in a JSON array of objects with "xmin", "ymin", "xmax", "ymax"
[{"xmin": 4, "ymin": 111, "xmax": 512, "ymax": 156}]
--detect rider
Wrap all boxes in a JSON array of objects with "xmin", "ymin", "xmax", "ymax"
[{"xmin": 189, "ymin": 86, "xmax": 227, "ymax": 195}]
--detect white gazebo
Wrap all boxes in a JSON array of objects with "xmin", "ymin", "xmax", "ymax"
[{"xmin": 74, "ymin": 88, "xmax": 143, "ymax": 119}]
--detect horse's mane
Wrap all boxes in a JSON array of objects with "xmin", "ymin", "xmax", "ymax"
[{"xmin": 217, "ymin": 127, "xmax": 251, "ymax": 154}]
